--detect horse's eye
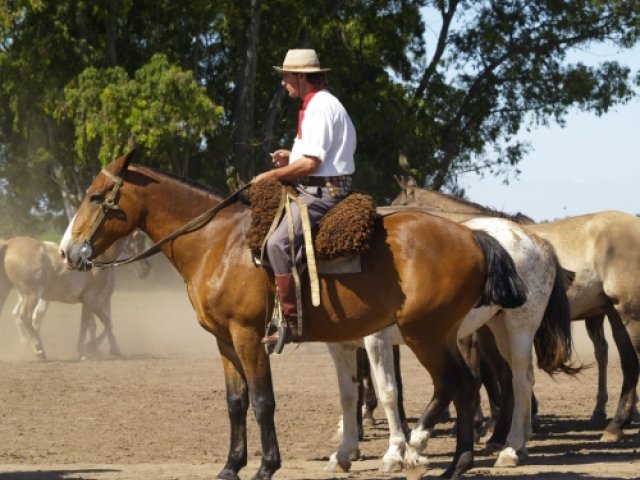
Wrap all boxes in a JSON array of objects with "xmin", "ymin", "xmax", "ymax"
[{"xmin": 89, "ymin": 193, "xmax": 104, "ymax": 204}]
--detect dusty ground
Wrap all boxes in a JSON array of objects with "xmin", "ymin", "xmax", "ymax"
[{"xmin": 0, "ymin": 256, "xmax": 639, "ymax": 480}]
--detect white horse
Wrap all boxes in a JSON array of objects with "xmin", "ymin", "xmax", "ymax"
[
  {"xmin": 326, "ymin": 215, "xmax": 574, "ymax": 473},
  {"xmin": 0, "ymin": 230, "xmax": 150, "ymax": 359}
]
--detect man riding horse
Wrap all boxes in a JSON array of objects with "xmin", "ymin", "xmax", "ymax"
[{"xmin": 254, "ymin": 48, "xmax": 357, "ymax": 348}]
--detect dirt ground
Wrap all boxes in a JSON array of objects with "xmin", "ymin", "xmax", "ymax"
[{"xmin": 0, "ymin": 256, "xmax": 639, "ymax": 480}]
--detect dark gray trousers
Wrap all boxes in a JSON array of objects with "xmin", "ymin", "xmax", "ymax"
[{"xmin": 266, "ymin": 186, "xmax": 343, "ymax": 274}]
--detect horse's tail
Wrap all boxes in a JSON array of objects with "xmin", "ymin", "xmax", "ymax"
[
  {"xmin": 534, "ymin": 254, "xmax": 581, "ymax": 375},
  {"xmin": 472, "ymin": 230, "xmax": 527, "ymax": 309}
]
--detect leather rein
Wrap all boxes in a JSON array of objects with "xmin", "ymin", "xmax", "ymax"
[{"xmin": 78, "ymin": 167, "xmax": 250, "ymax": 270}]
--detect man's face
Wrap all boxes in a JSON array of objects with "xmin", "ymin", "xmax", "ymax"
[{"xmin": 281, "ymin": 72, "xmax": 301, "ymax": 98}]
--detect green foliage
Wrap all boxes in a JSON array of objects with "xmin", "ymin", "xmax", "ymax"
[
  {"xmin": 56, "ymin": 54, "xmax": 221, "ymax": 173},
  {"xmin": 0, "ymin": 0, "xmax": 638, "ymax": 235}
]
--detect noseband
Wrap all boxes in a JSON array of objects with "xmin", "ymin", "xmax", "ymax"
[{"xmin": 77, "ymin": 168, "xmax": 125, "ymax": 271}]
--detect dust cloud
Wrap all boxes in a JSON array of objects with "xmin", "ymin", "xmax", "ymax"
[{"xmin": 0, "ymin": 255, "xmax": 218, "ymax": 362}]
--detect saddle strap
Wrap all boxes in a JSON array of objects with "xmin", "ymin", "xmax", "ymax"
[{"xmin": 285, "ymin": 189, "xmax": 321, "ymax": 307}]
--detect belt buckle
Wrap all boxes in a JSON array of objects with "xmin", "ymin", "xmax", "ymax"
[{"xmin": 326, "ymin": 180, "xmax": 339, "ymax": 198}]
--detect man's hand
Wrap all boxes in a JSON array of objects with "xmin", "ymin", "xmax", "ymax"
[{"xmin": 271, "ymin": 149, "xmax": 291, "ymax": 168}]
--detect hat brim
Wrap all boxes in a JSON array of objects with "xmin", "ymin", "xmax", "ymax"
[{"xmin": 273, "ymin": 66, "xmax": 331, "ymax": 73}]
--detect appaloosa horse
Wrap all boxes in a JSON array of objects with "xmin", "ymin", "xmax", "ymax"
[
  {"xmin": 326, "ymin": 215, "xmax": 575, "ymax": 472},
  {"xmin": 59, "ymin": 150, "xmax": 526, "ymax": 480},
  {"xmin": 393, "ymin": 177, "xmax": 640, "ymax": 441},
  {"xmin": 0, "ymin": 231, "xmax": 150, "ymax": 359}
]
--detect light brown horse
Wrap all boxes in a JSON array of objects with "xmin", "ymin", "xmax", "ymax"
[
  {"xmin": 393, "ymin": 177, "xmax": 640, "ymax": 441},
  {"xmin": 59, "ymin": 150, "xmax": 526, "ymax": 480},
  {"xmin": 0, "ymin": 232, "xmax": 150, "ymax": 359}
]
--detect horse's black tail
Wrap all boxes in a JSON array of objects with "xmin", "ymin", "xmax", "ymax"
[
  {"xmin": 534, "ymin": 255, "xmax": 581, "ymax": 375},
  {"xmin": 472, "ymin": 230, "xmax": 527, "ymax": 309}
]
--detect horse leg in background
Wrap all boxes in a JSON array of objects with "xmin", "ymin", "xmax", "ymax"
[
  {"xmin": 31, "ymin": 298, "xmax": 49, "ymax": 332},
  {"xmin": 393, "ymin": 344, "xmax": 409, "ymax": 434},
  {"xmin": 326, "ymin": 343, "xmax": 360, "ymax": 473},
  {"xmin": 357, "ymin": 347, "xmax": 375, "ymax": 431},
  {"xmin": 92, "ymin": 300, "xmax": 122, "ymax": 357},
  {"xmin": 601, "ymin": 308, "xmax": 640, "ymax": 441},
  {"xmin": 12, "ymin": 293, "xmax": 30, "ymax": 344},
  {"xmin": 15, "ymin": 293, "xmax": 46, "ymax": 359},
  {"xmin": 458, "ymin": 333, "xmax": 486, "ymax": 433},
  {"xmin": 76, "ymin": 303, "xmax": 101, "ymax": 359},
  {"xmin": 585, "ymin": 314, "xmax": 608, "ymax": 422},
  {"xmin": 363, "ymin": 329, "xmax": 419, "ymax": 473},
  {"xmin": 406, "ymin": 345, "xmax": 477, "ymax": 479}
]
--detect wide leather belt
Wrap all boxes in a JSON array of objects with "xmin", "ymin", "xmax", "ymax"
[{"xmin": 299, "ymin": 175, "xmax": 350, "ymax": 187}]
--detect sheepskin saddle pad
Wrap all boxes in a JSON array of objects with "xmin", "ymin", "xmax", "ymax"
[{"xmin": 245, "ymin": 178, "xmax": 377, "ymax": 260}]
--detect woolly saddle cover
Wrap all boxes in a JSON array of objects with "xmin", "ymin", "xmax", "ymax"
[{"xmin": 246, "ymin": 179, "xmax": 377, "ymax": 259}]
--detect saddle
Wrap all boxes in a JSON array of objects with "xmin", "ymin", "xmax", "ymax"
[{"xmin": 246, "ymin": 178, "xmax": 377, "ymax": 261}]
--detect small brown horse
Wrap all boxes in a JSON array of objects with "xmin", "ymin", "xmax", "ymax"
[
  {"xmin": 59, "ymin": 150, "xmax": 526, "ymax": 480},
  {"xmin": 393, "ymin": 177, "xmax": 640, "ymax": 441}
]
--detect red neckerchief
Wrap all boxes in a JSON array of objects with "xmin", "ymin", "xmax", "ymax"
[{"xmin": 297, "ymin": 88, "xmax": 321, "ymax": 139}]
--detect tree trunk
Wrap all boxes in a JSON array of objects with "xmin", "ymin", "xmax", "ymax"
[{"xmin": 232, "ymin": 0, "xmax": 261, "ymax": 180}]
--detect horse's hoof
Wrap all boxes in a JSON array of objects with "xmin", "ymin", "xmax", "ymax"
[
  {"xmin": 600, "ymin": 428, "xmax": 623, "ymax": 442},
  {"xmin": 590, "ymin": 410, "xmax": 607, "ymax": 423},
  {"xmin": 349, "ymin": 447, "xmax": 361, "ymax": 461},
  {"xmin": 325, "ymin": 453, "xmax": 350, "ymax": 473},
  {"xmin": 324, "ymin": 459, "xmax": 349, "ymax": 473},
  {"xmin": 403, "ymin": 447, "xmax": 429, "ymax": 470},
  {"xmin": 494, "ymin": 447, "xmax": 519, "ymax": 468},
  {"xmin": 483, "ymin": 442, "xmax": 503, "ymax": 456},
  {"xmin": 34, "ymin": 350, "xmax": 46, "ymax": 360},
  {"xmin": 362, "ymin": 416, "xmax": 375, "ymax": 428}
]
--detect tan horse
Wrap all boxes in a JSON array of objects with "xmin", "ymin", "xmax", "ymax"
[
  {"xmin": 59, "ymin": 150, "xmax": 527, "ymax": 480},
  {"xmin": 393, "ymin": 177, "xmax": 640, "ymax": 441},
  {"xmin": 0, "ymin": 232, "xmax": 150, "ymax": 359}
]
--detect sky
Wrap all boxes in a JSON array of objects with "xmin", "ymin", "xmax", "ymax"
[{"xmin": 456, "ymin": 44, "xmax": 640, "ymax": 222}]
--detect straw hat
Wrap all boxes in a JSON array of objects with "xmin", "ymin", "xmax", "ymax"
[{"xmin": 273, "ymin": 49, "xmax": 331, "ymax": 73}]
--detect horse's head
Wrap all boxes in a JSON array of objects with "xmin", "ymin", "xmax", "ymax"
[
  {"xmin": 391, "ymin": 175, "xmax": 418, "ymax": 206},
  {"xmin": 60, "ymin": 148, "xmax": 142, "ymax": 271}
]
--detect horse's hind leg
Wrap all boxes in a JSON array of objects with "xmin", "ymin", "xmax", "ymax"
[
  {"xmin": 16, "ymin": 294, "xmax": 45, "ymax": 359},
  {"xmin": 585, "ymin": 314, "xmax": 608, "ymax": 422},
  {"xmin": 601, "ymin": 309, "xmax": 640, "ymax": 441}
]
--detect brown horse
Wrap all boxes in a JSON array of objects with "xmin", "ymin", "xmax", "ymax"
[
  {"xmin": 59, "ymin": 150, "xmax": 526, "ymax": 480},
  {"xmin": 393, "ymin": 177, "xmax": 640, "ymax": 441}
]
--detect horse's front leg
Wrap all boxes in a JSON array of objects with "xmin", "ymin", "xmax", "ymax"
[
  {"xmin": 227, "ymin": 335, "xmax": 282, "ymax": 480},
  {"xmin": 216, "ymin": 338, "xmax": 250, "ymax": 480},
  {"xmin": 16, "ymin": 294, "xmax": 46, "ymax": 359},
  {"xmin": 326, "ymin": 342, "xmax": 360, "ymax": 473}
]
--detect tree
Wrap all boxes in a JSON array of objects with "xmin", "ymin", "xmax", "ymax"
[{"xmin": 0, "ymin": 0, "xmax": 638, "ymax": 236}]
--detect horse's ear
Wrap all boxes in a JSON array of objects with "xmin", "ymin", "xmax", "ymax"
[
  {"xmin": 394, "ymin": 175, "xmax": 406, "ymax": 190},
  {"xmin": 407, "ymin": 176, "xmax": 417, "ymax": 187},
  {"xmin": 115, "ymin": 147, "xmax": 136, "ymax": 176}
]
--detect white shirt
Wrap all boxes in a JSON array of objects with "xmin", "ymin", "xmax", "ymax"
[{"xmin": 289, "ymin": 89, "xmax": 356, "ymax": 176}]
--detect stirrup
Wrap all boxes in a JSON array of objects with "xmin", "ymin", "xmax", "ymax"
[{"xmin": 264, "ymin": 301, "xmax": 287, "ymax": 355}]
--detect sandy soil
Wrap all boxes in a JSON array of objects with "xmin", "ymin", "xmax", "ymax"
[{"xmin": 0, "ymin": 256, "xmax": 639, "ymax": 480}]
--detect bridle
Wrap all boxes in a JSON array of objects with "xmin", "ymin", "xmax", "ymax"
[{"xmin": 76, "ymin": 165, "xmax": 250, "ymax": 271}]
